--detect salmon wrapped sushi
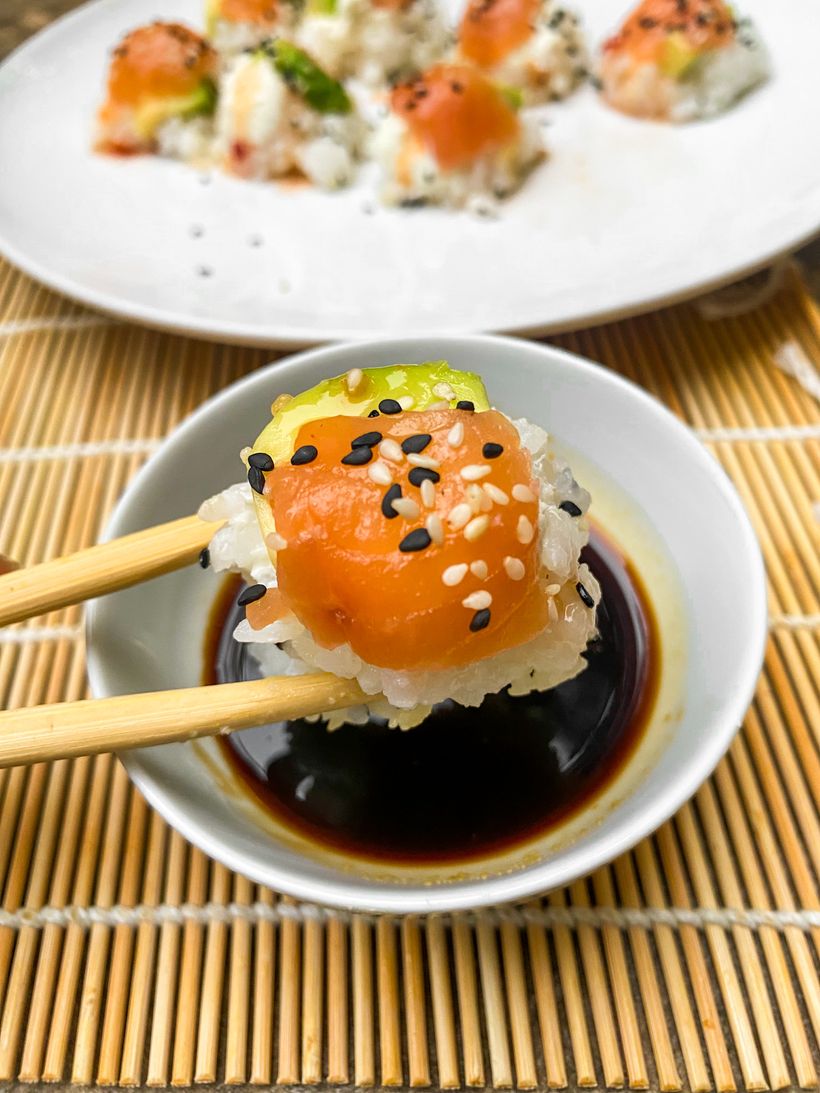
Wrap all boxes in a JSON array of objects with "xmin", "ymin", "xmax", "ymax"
[
  {"xmin": 456, "ymin": 0, "xmax": 587, "ymax": 105},
  {"xmin": 214, "ymin": 41, "xmax": 362, "ymax": 187},
  {"xmin": 95, "ymin": 22, "xmax": 217, "ymax": 159},
  {"xmin": 201, "ymin": 362, "xmax": 599, "ymax": 729},
  {"xmin": 370, "ymin": 64, "xmax": 543, "ymax": 210},
  {"xmin": 597, "ymin": 0, "xmax": 769, "ymax": 122},
  {"xmin": 206, "ymin": 0, "xmax": 299, "ymax": 56}
]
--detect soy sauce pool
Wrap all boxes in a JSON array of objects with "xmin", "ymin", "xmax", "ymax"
[{"xmin": 205, "ymin": 532, "xmax": 659, "ymax": 864}]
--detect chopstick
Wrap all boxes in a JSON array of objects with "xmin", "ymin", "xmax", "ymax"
[
  {"xmin": 0, "ymin": 673, "xmax": 366, "ymax": 769},
  {"xmin": 0, "ymin": 514, "xmax": 215, "ymax": 628}
]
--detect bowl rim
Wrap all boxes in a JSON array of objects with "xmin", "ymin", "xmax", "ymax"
[{"xmin": 87, "ymin": 333, "xmax": 768, "ymax": 913}]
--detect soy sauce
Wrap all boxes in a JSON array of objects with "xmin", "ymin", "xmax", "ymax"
[{"xmin": 205, "ymin": 531, "xmax": 659, "ymax": 864}]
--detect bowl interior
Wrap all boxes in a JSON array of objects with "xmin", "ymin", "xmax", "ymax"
[{"xmin": 86, "ymin": 335, "xmax": 767, "ymax": 912}]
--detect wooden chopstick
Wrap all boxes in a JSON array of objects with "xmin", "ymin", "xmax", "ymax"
[
  {"xmin": 0, "ymin": 514, "xmax": 216, "ymax": 628},
  {"xmin": 0, "ymin": 673, "xmax": 366, "ymax": 768}
]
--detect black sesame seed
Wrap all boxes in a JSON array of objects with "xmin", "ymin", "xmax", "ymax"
[
  {"xmin": 368, "ymin": 409, "xmax": 380, "ymax": 417},
  {"xmin": 352, "ymin": 431, "xmax": 382, "ymax": 448},
  {"xmin": 341, "ymin": 446, "xmax": 373, "ymax": 466},
  {"xmin": 559, "ymin": 500, "xmax": 583, "ymax": 517},
  {"xmin": 382, "ymin": 483, "xmax": 402, "ymax": 519},
  {"xmin": 248, "ymin": 451, "xmax": 274, "ymax": 471},
  {"xmin": 401, "ymin": 433, "xmax": 432, "ymax": 454},
  {"xmin": 456, "ymin": 400, "xmax": 475, "ymax": 412},
  {"xmin": 399, "ymin": 528, "xmax": 432, "ymax": 552},
  {"xmin": 238, "ymin": 583, "xmax": 267, "ymax": 607},
  {"xmin": 379, "ymin": 398, "xmax": 402, "ymax": 414},
  {"xmin": 470, "ymin": 608, "xmax": 491, "ymax": 632},
  {"xmin": 482, "ymin": 442, "xmax": 503, "ymax": 459},
  {"xmin": 577, "ymin": 581, "xmax": 595, "ymax": 608},
  {"xmin": 638, "ymin": 15, "xmax": 657, "ymax": 28},
  {"xmin": 198, "ymin": 547, "xmax": 210, "ymax": 569},
  {"xmin": 291, "ymin": 444, "xmax": 318, "ymax": 466},
  {"xmin": 408, "ymin": 466, "xmax": 440, "ymax": 487},
  {"xmin": 248, "ymin": 466, "xmax": 266, "ymax": 494}
]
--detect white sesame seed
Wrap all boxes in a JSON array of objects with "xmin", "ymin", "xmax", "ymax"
[
  {"xmin": 442, "ymin": 563, "xmax": 468, "ymax": 587},
  {"xmin": 398, "ymin": 395, "xmax": 415, "ymax": 410},
  {"xmin": 464, "ymin": 484, "xmax": 482, "ymax": 515},
  {"xmin": 367, "ymin": 459, "xmax": 393, "ymax": 486},
  {"xmin": 266, "ymin": 531, "xmax": 288, "ymax": 551},
  {"xmin": 420, "ymin": 478, "xmax": 436, "ymax": 509},
  {"xmin": 460, "ymin": 464, "xmax": 492, "ymax": 482},
  {"xmin": 479, "ymin": 488, "xmax": 493, "ymax": 513},
  {"xmin": 504, "ymin": 556, "xmax": 525, "ymax": 581},
  {"xmin": 462, "ymin": 590, "xmax": 492, "ymax": 611},
  {"xmin": 546, "ymin": 583, "xmax": 561, "ymax": 596},
  {"xmin": 426, "ymin": 513, "xmax": 444, "ymax": 545},
  {"xmin": 470, "ymin": 560, "xmax": 488, "ymax": 580},
  {"xmin": 464, "ymin": 515, "xmax": 490, "ymax": 542},
  {"xmin": 240, "ymin": 445, "xmax": 253, "ymax": 464},
  {"xmin": 392, "ymin": 497, "xmax": 420, "ymax": 520},
  {"xmin": 483, "ymin": 482, "xmax": 509, "ymax": 506},
  {"xmin": 407, "ymin": 452, "xmax": 440, "ymax": 470},
  {"xmin": 345, "ymin": 367, "xmax": 363, "ymax": 393},
  {"xmin": 433, "ymin": 381, "xmax": 457, "ymax": 401},
  {"xmin": 379, "ymin": 438, "xmax": 404, "ymax": 464},
  {"xmin": 428, "ymin": 400, "xmax": 450, "ymax": 410},
  {"xmin": 447, "ymin": 503, "xmax": 473, "ymax": 530},
  {"xmin": 512, "ymin": 483, "xmax": 536, "ymax": 503},
  {"xmin": 447, "ymin": 422, "xmax": 464, "ymax": 447},
  {"xmin": 517, "ymin": 515, "xmax": 535, "ymax": 545}
]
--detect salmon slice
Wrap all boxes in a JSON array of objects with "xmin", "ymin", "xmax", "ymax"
[
  {"xmin": 459, "ymin": 0, "xmax": 540, "ymax": 68},
  {"xmin": 603, "ymin": 0, "xmax": 736, "ymax": 63},
  {"xmin": 103, "ymin": 22, "xmax": 216, "ymax": 106}
]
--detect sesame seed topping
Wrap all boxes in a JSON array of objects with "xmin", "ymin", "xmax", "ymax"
[
  {"xmin": 392, "ymin": 497, "xmax": 420, "ymax": 521},
  {"xmin": 401, "ymin": 433, "xmax": 432, "ymax": 454},
  {"xmin": 546, "ymin": 583, "xmax": 561, "ymax": 595},
  {"xmin": 238, "ymin": 583, "xmax": 266, "ymax": 607},
  {"xmin": 368, "ymin": 409, "xmax": 380, "ymax": 418},
  {"xmin": 447, "ymin": 422, "xmax": 464, "ymax": 447},
  {"xmin": 399, "ymin": 528, "xmax": 432, "ymax": 552},
  {"xmin": 447, "ymin": 503, "xmax": 472, "ymax": 530},
  {"xmin": 577, "ymin": 581, "xmax": 595, "ymax": 608},
  {"xmin": 420, "ymin": 478, "xmax": 436, "ymax": 508},
  {"xmin": 352, "ymin": 430, "xmax": 382, "ymax": 448},
  {"xmin": 482, "ymin": 442, "xmax": 503, "ymax": 459},
  {"xmin": 382, "ymin": 483, "xmax": 402, "ymax": 519},
  {"xmin": 462, "ymin": 589, "xmax": 492, "ymax": 611},
  {"xmin": 456, "ymin": 400, "xmax": 475, "ymax": 412},
  {"xmin": 426, "ymin": 513, "xmax": 444, "ymax": 545},
  {"xmin": 199, "ymin": 547, "xmax": 210, "ymax": 569},
  {"xmin": 559, "ymin": 500, "xmax": 583, "ymax": 517},
  {"xmin": 291, "ymin": 445, "xmax": 318, "ymax": 466},
  {"xmin": 341, "ymin": 446, "xmax": 372, "ymax": 466},
  {"xmin": 460, "ymin": 464, "xmax": 492, "ymax": 481},
  {"xmin": 368, "ymin": 460, "xmax": 393, "ymax": 486},
  {"xmin": 248, "ymin": 466, "xmax": 266, "ymax": 494},
  {"xmin": 398, "ymin": 395, "xmax": 415, "ymax": 410},
  {"xmin": 379, "ymin": 438, "xmax": 404, "ymax": 463},
  {"xmin": 464, "ymin": 515, "xmax": 490, "ymax": 542},
  {"xmin": 512, "ymin": 483, "xmax": 536, "ymax": 503},
  {"xmin": 408, "ymin": 466, "xmax": 440, "ymax": 487},
  {"xmin": 470, "ymin": 608, "xmax": 491, "ymax": 632},
  {"xmin": 504, "ymin": 556, "xmax": 525, "ymax": 581},
  {"xmin": 266, "ymin": 531, "xmax": 287, "ymax": 551},
  {"xmin": 432, "ymin": 381, "xmax": 457, "ymax": 400},
  {"xmin": 248, "ymin": 452, "xmax": 274, "ymax": 471},
  {"xmin": 483, "ymin": 482, "xmax": 509, "ymax": 506},
  {"xmin": 516, "ymin": 515, "xmax": 534, "ymax": 544},
  {"xmin": 442, "ymin": 563, "xmax": 468, "ymax": 587},
  {"xmin": 379, "ymin": 398, "xmax": 402, "ymax": 414},
  {"xmin": 407, "ymin": 452, "xmax": 440, "ymax": 469},
  {"xmin": 345, "ymin": 367, "xmax": 364, "ymax": 393},
  {"xmin": 470, "ymin": 559, "xmax": 488, "ymax": 580}
]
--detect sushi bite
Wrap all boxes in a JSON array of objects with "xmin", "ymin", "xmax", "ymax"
[
  {"xmin": 456, "ymin": 0, "xmax": 587, "ymax": 105},
  {"xmin": 95, "ymin": 22, "xmax": 218, "ymax": 159},
  {"xmin": 215, "ymin": 41, "xmax": 361, "ymax": 187},
  {"xmin": 206, "ymin": 0, "xmax": 299, "ymax": 56},
  {"xmin": 597, "ymin": 0, "xmax": 769, "ymax": 122},
  {"xmin": 201, "ymin": 362, "xmax": 599, "ymax": 729},
  {"xmin": 370, "ymin": 64, "xmax": 543, "ymax": 210},
  {"xmin": 297, "ymin": 0, "xmax": 449, "ymax": 86}
]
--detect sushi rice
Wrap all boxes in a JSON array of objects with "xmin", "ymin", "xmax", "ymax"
[{"xmin": 201, "ymin": 414, "xmax": 599, "ymax": 729}]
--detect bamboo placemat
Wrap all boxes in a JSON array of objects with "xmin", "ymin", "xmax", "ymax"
[{"xmin": 0, "ymin": 259, "xmax": 819, "ymax": 1092}]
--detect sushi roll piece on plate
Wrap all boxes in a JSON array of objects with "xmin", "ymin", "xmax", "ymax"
[
  {"xmin": 206, "ymin": 0, "xmax": 299, "ymax": 57},
  {"xmin": 370, "ymin": 63, "xmax": 544, "ymax": 211},
  {"xmin": 597, "ymin": 0, "xmax": 770, "ymax": 122},
  {"xmin": 215, "ymin": 41, "xmax": 362, "ymax": 187},
  {"xmin": 456, "ymin": 0, "xmax": 587, "ymax": 105},
  {"xmin": 95, "ymin": 22, "xmax": 218, "ymax": 160},
  {"xmin": 200, "ymin": 362, "xmax": 599, "ymax": 729},
  {"xmin": 297, "ymin": 0, "xmax": 449, "ymax": 86}
]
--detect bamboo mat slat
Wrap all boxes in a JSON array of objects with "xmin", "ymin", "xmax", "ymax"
[{"xmin": 0, "ymin": 258, "xmax": 819, "ymax": 1091}]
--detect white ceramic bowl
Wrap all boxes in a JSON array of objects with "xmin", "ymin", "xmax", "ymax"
[{"xmin": 87, "ymin": 336, "xmax": 767, "ymax": 913}]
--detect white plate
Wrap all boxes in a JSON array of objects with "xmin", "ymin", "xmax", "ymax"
[
  {"xmin": 87, "ymin": 336, "xmax": 767, "ymax": 912},
  {"xmin": 1, "ymin": 0, "xmax": 817, "ymax": 346}
]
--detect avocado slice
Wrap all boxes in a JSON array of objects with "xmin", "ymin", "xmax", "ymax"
[
  {"xmin": 306, "ymin": 0, "xmax": 338, "ymax": 13},
  {"xmin": 258, "ymin": 40, "xmax": 351, "ymax": 114},
  {"xmin": 249, "ymin": 361, "xmax": 490, "ymax": 550},
  {"xmin": 134, "ymin": 77, "xmax": 217, "ymax": 139},
  {"xmin": 660, "ymin": 32, "xmax": 700, "ymax": 79}
]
